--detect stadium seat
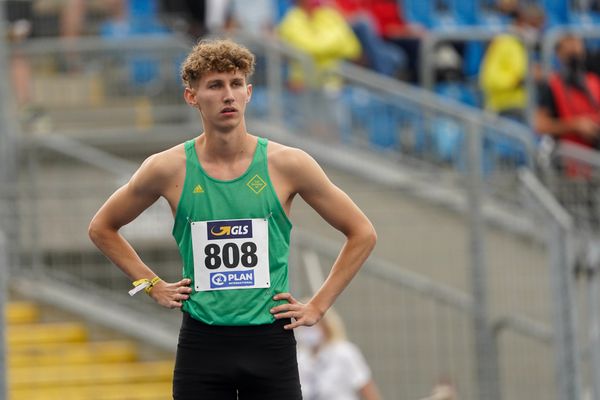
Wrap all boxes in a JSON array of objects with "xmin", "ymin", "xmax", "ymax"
[
  {"xmin": 339, "ymin": 86, "xmax": 402, "ymax": 150},
  {"xmin": 10, "ymin": 382, "xmax": 173, "ymax": 400},
  {"xmin": 9, "ymin": 341, "xmax": 138, "ymax": 367},
  {"xmin": 401, "ymin": 0, "xmax": 435, "ymax": 29},
  {"xmin": 6, "ymin": 302, "xmax": 40, "ymax": 325},
  {"xmin": 100, "ymin": 0, "xmax": 170, "ymax": 88},
  {"xmin": 540, "ymin": 0, "xmax": 569, "ymax": 26},
  {"xmin": 431, "ymin": 116, "xmax": 465, "ymax": 164},
  {"xmin": 6, "ymin": 299, "xmax": 175, "ymax": 399}
]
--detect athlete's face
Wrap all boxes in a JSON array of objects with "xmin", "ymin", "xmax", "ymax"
[{"xmin": 184, "ymin": 70, "xmax": 252, "ymax": 132}]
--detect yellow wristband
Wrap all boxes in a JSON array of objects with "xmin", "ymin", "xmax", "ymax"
[
  {"xmin": 145, "ymin": 276, "xmax": 162, "ymax": 294},
  {"xmin": 128, "ymin": 277, "xmax": 161, "ymax": 296}
]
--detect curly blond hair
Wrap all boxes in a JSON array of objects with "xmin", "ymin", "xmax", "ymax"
[{"xmin": 180, "ymin": 39, "xmax": 256, "ymax": 88}]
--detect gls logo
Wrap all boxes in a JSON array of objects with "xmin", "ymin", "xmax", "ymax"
[{"xmin": 207, "ymin": 220, "xmax": 253, "ymax": 240}]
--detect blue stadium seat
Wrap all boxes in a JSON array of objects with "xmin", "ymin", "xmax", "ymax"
[
  {"xmin": 401, "ymin": 0, "xmax": 436, "ymax": 29},
  {"xmin": 100, "ymin": 0, "xmax": 170, "ymax": 87},
  {"xmin": 434, "ymin": 81, "xmax": 479, "ymax": 107},
  {"xmin": 339, "ymin": 86, "xmax": 403, "ymax": 150},
  {"xmin": 431, "ymin": 116, "xmax": 465, "ymax": 164},
  {"xmin": 403, "ymin": 0, "xmax": 508, "ymax": 30},
  {"xmin": 100, "ymin": 12, "xmax": 169, "ymax": 85},
  {"xmin": 275, "ymin": 0, "xmax": 295, "ymax": 22},
  {"xmin": 483, "ymin": 126, "xmax": 530, "ymax": 168},
  {"xmin": 540, "ymin": 0, "xmax": 569, "ymax": 26}
]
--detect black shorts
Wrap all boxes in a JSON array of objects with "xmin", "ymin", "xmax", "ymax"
[{"xmin": 173, "ymin": 312, "xmax": 302, "ymax": 400}]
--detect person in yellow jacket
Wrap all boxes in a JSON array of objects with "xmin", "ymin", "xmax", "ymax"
[
  {"xmin": 278, "ymin": 0, "xmax": 361, "ymax": 90},
  {"xmin": 479, "ymin": 5, "xmax": 545, "ymax": 122}
]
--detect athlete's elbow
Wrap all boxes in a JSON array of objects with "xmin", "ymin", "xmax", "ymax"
[
  {"xmin": 359, "ymin": 222, "xmax": 377, "ymax": 252},
  {"xmin": 88, "ymin": 217, "xmax": 111, "ymax": 247},
  {"xmin": 88, "ymin": 218, "xmax": 101, "ymax": 245}
]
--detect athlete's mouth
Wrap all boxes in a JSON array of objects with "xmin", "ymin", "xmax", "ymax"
[{"xmin": 221, "ymin": 107, "xmax": 237, "ymax": 113}]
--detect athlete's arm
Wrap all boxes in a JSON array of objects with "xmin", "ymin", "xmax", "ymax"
[
  {"xmin": 359, "ymin": 380, "xmax": 382, "ymax": 400},
  {"xmin": 270, "ymin": 149, "xmax": 376, "ymax": 329},
  {"xmin": 88, "ymin": 153, "xmax": 192, "ymax": 309}
]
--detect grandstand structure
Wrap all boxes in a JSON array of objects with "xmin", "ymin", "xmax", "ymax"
[{"xmin": 1, "ymin": 1, "xmax": 600, "ymax": 399}]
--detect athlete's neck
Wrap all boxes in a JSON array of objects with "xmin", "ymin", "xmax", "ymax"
[{"xmin": 196, "ymin": 131, "xmax": 256, "ymax": 163}]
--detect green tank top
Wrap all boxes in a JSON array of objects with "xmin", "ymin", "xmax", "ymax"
[{"xmin": 172, "ymin": 136, "xmax": 293, "ymax": 325}]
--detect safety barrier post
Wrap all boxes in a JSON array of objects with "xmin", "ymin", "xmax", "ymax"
[
  {"xmin": 519, "ymin": 169, "xmax": 583, "ymax": 400},
  {"xmin": 0, "ymin": 231, "xmax": 7, "ymax": 400},
  {"xmin": 466, "ymin": 119, "xmax": 502, "ymax": 400}
]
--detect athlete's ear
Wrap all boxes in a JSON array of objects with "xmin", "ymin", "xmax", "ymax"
[
  {"xmin": 246, "ymin": 83, "xmax": 252, "ymax": 103},
  {"xmin": 184, "ymin": 87, "xmax": 198, "ymax": 108}
]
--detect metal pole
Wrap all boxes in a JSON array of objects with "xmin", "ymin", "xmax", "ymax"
[
  {"xmin": 547, "ymin": 222, "xmax": 582, "ymax": 400},
  {"xmin": 265, "ymin": 41, "xmax": 284, "ymax": 125},
  {"xmin": 0, "ymin": 0, "xmax": 20, "ymax": 260},
  {"xmin": 0, "ymin": 231, "xmax": 8, "ymax": 400},
  {"xmin": 465, "ymin": 119, "xmax": 501, "ymax": 400},
  {"xmin": 587, "ymin": 257, "xmax": 600, "ymax": 400},
  {"xmin": 519, "ymin": 168, "xmax": 583, "ymax": 400},
  {"xmin": 0, "ymin": 5, "xmax": 21, "ymax": 395},
  {"xmin": 524, "ymin": 38, "xmax": 536, "ymax": 130}
]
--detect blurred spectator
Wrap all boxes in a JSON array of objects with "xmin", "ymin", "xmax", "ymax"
[
  {"xmin": 535, "ymin": 34, "xmax": 600, "ymax": 228},
  {"xmin": 333, "ymin": 0, "xmax": 407, "ymax": 78},
  {"xmin": 534, "ymin": 33, "xmax": 600, "ymax": 152},
  {"xmin": 419, "ymin": 381, "xmax": 458, "ymax": 400},
  {"xmin": 295, "ymin": 308, "xmax": 381, "ymax": 400},
  {"xmin": 278, "ymin": 0, "xmax": 361, "ymax": 90},
  {"xmin": 349, "ymin": 0, "xmax": 424, "ymax": 83},
  {"xmin": 495, "ymin": 0, "xmax": 519, "ymax": 17},
  {"xmin": 226, "ymin": 0, "xmax": 275, "ymax": 36},
  {"xmin": 60, "ymin": 0, "xmax": 127, "ymax": 39},
  {"xmin": 160, "ymin": 0, "xmax": 232, "ymax": 38},
  {"xmin": 336, "ymin": 0, "xmax": 419, "ymax": 38},
  {"xmin": 479, "ymin": 4, "xmax": 545, "ymax": 122},
  {"xmin": 6, "ymin": 0, "xmax": 34, "ymax": 107}
]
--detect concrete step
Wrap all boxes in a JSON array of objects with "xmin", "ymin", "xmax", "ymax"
[
  {"xmin": 9, "ymin": 360, "xmax": 174, "ymax": 389},
  {"xmin": 9, "ymin": 340, "xmax": 138, "ymax": 367},
  {"xmin": 7, "ymin": 322, "xmax": 88, "ymax": 346},
  {"xmin": 10, "ymin": 382, "xmax": 172, "ymax": 400},
  {"xmin": 6, "ymin": 302, "xmax": 41, "ymax": 325}
]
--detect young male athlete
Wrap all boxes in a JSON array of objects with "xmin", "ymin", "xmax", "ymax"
[{"xmin": 88, "ymin": 39, "xmax": 377, "ymax": 399}]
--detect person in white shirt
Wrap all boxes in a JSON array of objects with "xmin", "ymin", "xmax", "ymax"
[{"xmin": 295, "ymin": 308, "xmax": 381, "ymax": 400}]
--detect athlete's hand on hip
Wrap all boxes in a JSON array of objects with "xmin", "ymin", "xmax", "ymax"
[
  {"xmin": 149, "ymin": 278, "xmax": 192, "ymax": 309},
  {"xmin": 270, "ymin": 293, "xmax": 322, "ymax": 330}
]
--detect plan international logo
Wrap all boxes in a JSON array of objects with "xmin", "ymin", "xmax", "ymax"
[
  {"xmin": 207, "ymin": 220, "xmax": 253, "ymax": 240},
  {"xmin": 210, "ymin": 271, "xmax": 255, "ymax": 288}
]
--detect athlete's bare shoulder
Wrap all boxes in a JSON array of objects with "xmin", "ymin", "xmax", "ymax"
[
  {"xmin": 266, "ymin": 139, "xmax": 330, "ymax": 195},
  {"xmin": 143, "ymin": 142, "xmax": 186, "ymax": 175},
  {"xmin": 266, "ymin": 140, "xmax": 312, "ymax": 173},
  {"xmin": 130, "ymin": 142, "xmax": 187, "ymax": 196}
]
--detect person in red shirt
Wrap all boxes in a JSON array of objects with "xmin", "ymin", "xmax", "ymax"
[
  {"xmin": 535, "ymin": 33, "xmax": 600, "ymax": 150},
  {"xmin": 335, "ymin": 0, "xmax": 423, "ymax": 81},
  {"xmin": 535, "ymin": 33, "xmax": 600, "ymax": 228}
]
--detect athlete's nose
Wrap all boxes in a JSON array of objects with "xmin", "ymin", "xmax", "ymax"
[{"xmin": 223, "ymin": 85, "xmax": 235, "ymax": 104}]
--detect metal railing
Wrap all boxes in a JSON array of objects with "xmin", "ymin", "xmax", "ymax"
[
  {"xmin": 10, "ymin": 34, "xmax": 196, "ymax": 140},
  {"xmin": 9, "ymin": 113, "xmax": 573, "ymax": 400},
  {"xmin": 0, "ymin": 231, "xmax": 8, "ymax": 400}
]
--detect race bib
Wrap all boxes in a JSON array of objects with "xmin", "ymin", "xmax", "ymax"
[{"xmin": 190, "ymin": 218, "xmax": 270, "ymax": 291}]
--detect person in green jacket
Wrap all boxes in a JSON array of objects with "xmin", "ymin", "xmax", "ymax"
[{"xmin": 88, "ymin": 38, "xmax": 376, "ymax": 399}]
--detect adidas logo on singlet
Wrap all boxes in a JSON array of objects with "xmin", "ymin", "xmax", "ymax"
[{"xmin": 193, "ymin": 184, "xmax": 204, "ymax": 194}]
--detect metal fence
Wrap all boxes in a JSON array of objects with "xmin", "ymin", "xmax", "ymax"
[
  {"xmin": 0, "ymin": 26, "xmax": 594, "ymax": 400},
  {"xmin": 11, "ymin": 135, "xmax": 577, "ymax": 399}
]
